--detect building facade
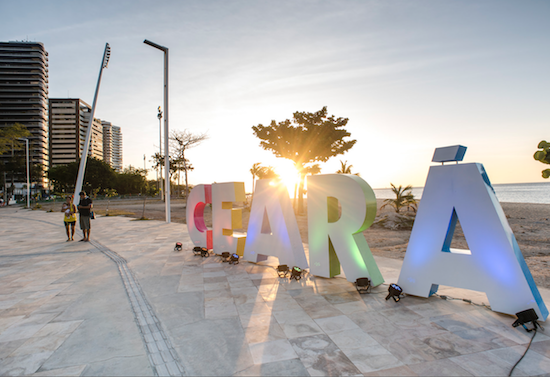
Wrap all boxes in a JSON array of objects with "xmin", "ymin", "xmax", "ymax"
[
  {"xmin": 49, "ymin": 98, "xmax": 103, "ymax": 167},
  {"xmin": 102, "ymin": 121, "xmax": 123, "ymax": 172},
  {"xmin": 0, "ymin": 41, "xmax": 49, "ymax": 189}
]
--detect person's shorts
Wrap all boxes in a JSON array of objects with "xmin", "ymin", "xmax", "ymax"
[
  {"xmin": 64, "ymin": 221, "xmax": 76, "ymax": 227},
  {"xmin": 80, "ymin": 215, "xmax": 91, "ymax": 230}
]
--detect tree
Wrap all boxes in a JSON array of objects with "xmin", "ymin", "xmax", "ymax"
[
  {"xmin": 380, "ymin": 184, "xmax": 418, "ymax": 213},
  {"xmin": 534, "ymin": 140, "xmax": 550, "ymax": 178},
  {"xmin": 250, "ymin": 162, "xmax": 262, "ymax": 193},
  {"xmin": 170, "ymin": 130, "xmax": 208, "ymax": 199},
  {"xmin": 336, "ymin": 160, "xmax": 360, "ymax": 176},
  {"xmin": 116, "ymin": 166, "xmax": 147, "ymax": 195},
  {"xmin": 48, "ymin": 158, "xmax": 116, "ymax": 194},
  {"xmin": 256, "ymin": 166, "xmax": 279, "ymax": 180},
  {"xmin": 252, "ymin": 106, "xmax": 356, "ymax": 214},
  {"xmin": 0, "ymin": 123, "xmax": 31, "ymax": 156}
]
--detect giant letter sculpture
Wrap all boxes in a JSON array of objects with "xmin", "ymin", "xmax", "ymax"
[
  {"xmin": 186, "ymin": 184, "xmax": 212, "ymax": 249},
  {"xmin": 398, "ymin": 150, "xmax": 548, "ymax": 319},
  {"xmin": 212, "ymin": 182, "xmax": 247, "ymax": 256},
  {"xmin": 243, "ymin": 179, "xmax": 308, "ymax": 268},
  {"xmin": 308, "ymin": 174, "xmax": 384, "ymax": 286}
]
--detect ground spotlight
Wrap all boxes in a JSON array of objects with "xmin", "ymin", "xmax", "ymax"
[
  {"xmin": 385, "ymin": 283, "xmax": 403, "ymax": 302},
  {"xmin": 192, "ymin": 246, "xmax": 202, "ymax": 256},
  {"xmin": 277, "ymin": 265, "xmax": 290, "ymax": 278},
  {"xmin": 355, "ymin": 278, "xmax": 371, "ymax": 294},
  {"xmin": 221, "ymin": 252, "xmax": 231, "ymax": 263},
  {"xmin": 229, "ymin": 253, "xmax": 240, "ymax": 264},
  {"xmin": 174, "ymin": 242, "xmax": 182, "ymax": 251},
  {"xmin": 290, "ymin": 266, "xmax": 303, "ymax": 281},
  {"xmin": 200, "ymin": 248, "xmax": 209, "ymax": 258},
  {"xmin": 512, "ymin": 308, "xmax": 540, "ymax": 332}
]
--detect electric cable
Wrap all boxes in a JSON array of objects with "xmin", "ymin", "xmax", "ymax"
[{"xmin": 508, "ymin": 328, "xmax": 537, "ymax": 376}]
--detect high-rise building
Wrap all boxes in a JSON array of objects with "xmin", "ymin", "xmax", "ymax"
[
  {"xmin": 49, "ymin": 98, "xmax": 103, "ymax": 166},
  {"xmin": 102, "ymin": 121, "xmax": 123, "ymax": 172},
  {"xmin": 0, "ymin": 41, "xmax": 49, "ymax": 189}
]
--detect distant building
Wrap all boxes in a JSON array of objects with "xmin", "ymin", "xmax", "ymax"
[
  {"xmin": 48, "ymin": 98, "xmax": 103, "ymax": 166},
  {"xmin": 0, "ymin": 41, "xmax": 49, "ymax": 189},
  {"xmin": 102, "ymin": 121, "xmax": 123, "ymax": 172}
]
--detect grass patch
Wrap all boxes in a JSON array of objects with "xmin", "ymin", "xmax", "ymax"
[
  {"xmin": 131, "ymin": 217, "xmax": 151, "ymax": 221},
  {"xmin": 94, "ymin": 209, "xmax": 135, "ymax": 217}
]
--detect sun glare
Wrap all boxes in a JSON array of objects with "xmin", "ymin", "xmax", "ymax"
[{"xmin": 273, "ymin": 160, "xmax": 300, "ymax": 198}]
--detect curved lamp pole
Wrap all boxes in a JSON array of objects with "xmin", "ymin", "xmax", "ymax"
[
  {"xmin": 144, "ymin": 39, "xmax": 170, "ymax": 223},
  {"xmin": 73, "ymin": 43, "xmax": 111, "ymax": 205},
  {"xmin": 157, "ymin": 106, "xmax": 163, "ymax": 200}
]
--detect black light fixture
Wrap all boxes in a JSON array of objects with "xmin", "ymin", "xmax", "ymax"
[
  {"xmin": 385, "ymin": 283, "xmax": 403, "ymax": 302},
  {"xmin": 355, "ymin": 278, "xmax": 371, "ymax": 294},
  {"xmin": 229, "ymin": 253, "xmax": 240, "ymax": 264},
  {"xmin": 174, "ymin": 242, "xmax": 182, "ymax": 251},
  {"xmin": 277, "ymin": 265, "xmax": 290, "ymax": 278},
  {"xmin": 512, "ymin": 308, "xmax": 540, "ymax": 332},
  {"xmin": 221, "ymin": 252, "xmax": 230, "ymax": 263},
  {"xmin": 200, "ymin": 248, "xmax": 209, "ymax": 258},
  {"xmin": 192, "ymin": 246, "xmax": 202, "ymax": 256},
  {"xmin": 290, "ymin": 266, "xmax": 302, "ymax": 281}
]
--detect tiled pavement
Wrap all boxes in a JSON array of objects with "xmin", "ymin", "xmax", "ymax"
[{"xmin": 0, "ymin": 206, "xmax": 549, "ymax": 376}]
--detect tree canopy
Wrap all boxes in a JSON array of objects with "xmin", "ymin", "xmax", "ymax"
[
  {"xmin": 170, "ymin": 129, "xmax": 208, "ymax": 199},
  {"xmin": 252, "ymin": 106, "xmax": 356, "ymax": 213},
  {"xmin": 0, "ymin": 123, "xmax": 31, "ymax": 156},
  {"xmin": 534, "ymin": 140, "xmax": 550, "ymax": 179}
]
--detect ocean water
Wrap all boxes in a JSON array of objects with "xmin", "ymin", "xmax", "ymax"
[{"xmin": 373, "ymin": 182, "xmax": 550, "ymax": 204}]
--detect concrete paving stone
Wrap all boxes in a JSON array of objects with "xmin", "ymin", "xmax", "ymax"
[
  {"xmin": 206, "ymin": 302, "xmax": 238, "ymax": 319},
  {"xmin": 0, "ymin": 338, "xmax": 26, "ymax": 359},
  {"xmin": 82, "ymin": 354, "xmax": 155, "ymax": 376},
  {"xmin": 244, "ymin": 322, "xmax": 287, "ymax": 345},
  {"xmin": 451, "ymin": 327, "xmax": 520, "ymax": 350},
  {"xmin": 0, "ymin": 315, "xmax": 25, "ymax": 333},
  {"xmin": 485, "ymin": 322, "xmax": 550, "ymax": 345},
  {"xmin": 342, "ymin": 345, "xmax": 404, "ymax": 374},
  {"xmin": 323, "ymin": 291, "xmax": 362, "ymax": 305},
  {"xmin": 148, "ymin": 291, "xmax": 204, "ymax": 329},
  {"xmin": 240, "ymin": 312, "xmax": 277, "ymax": 329},
  {"xmin": 172, "ymin": 318, "xmax": 254, "ymax": 376},
  {"xmin": 289, "ymin": 334, "xmax": 361, "ymax": 376},
  {"xmin": 228, "ymin": 279, "xmax": 256, "ymax": 289},
  {"xmin": 449, "ymin": 350, "xmax": 528, "ymax": 376},
  {"xmin": 33, "ymin": 320, "xmax": 83, "ymax": 339},
  {"xmin": 204, "ymin": 276, "xmax": 228, "ymax": 284},
  {"xmin": 138, "ymin": 275, "xmax": 181, "ymax": 298},
  {"xmin": 0, "ymin": 323, "xmax": 48, "ymax": 343},
  {"xmin": 9, "ymin": 333, "xmax": 73, "ymax": 357},
  {"xmin": 151, "ymin": 351, "xmax": 164, "ymax": 365},
  {"xmin": 315, "ymin": 315, "xmax": 361, "ymax": 334},
  {"xmin": 363, "ymin": 365, "xmax": 419, "ymax": 376},
  {"xmin": 233, "ymin": 292, "xmax": 264, "ymax": 305},
  {"xmin": 249, "ymin": 338, "xmax": 299, "ymax": 365},
  {"xmin": 252, "ymin": 278, "xmax": 280, "ymax": 287},
  {"xmin": 160, "ymin": 263, "xmax": 185, "ymax": 277},
  {"xmin": 531, "ymin": 339, "xmax": 550, "ymax": 359},
  {"xmin": 233, "ymin": 358, "xmax": 309, "ymax": 376},
  {"xmin": 0, "ymin": 350, "xmax": 54, "ymax": 376},
  {"xmin": 31, "ymin": 364, "xmax": 87, "ymax": 376},
  {"xmin": 407, "ymin": 358, "xmax": 474, "ymax": 376},
  {"xmin": 204, "ymin": 282, "xmax": 231, "ymax": 291},
  {"xmin": 328, "ymin": 328, "xmax": 379, "ymax": 351},
  {"xmin": 205, "ymin": 296, "xmax": 235, "ymax": 307},
  {"xmin": 489, "ymin": 344, "xmax": 550, "ymax": 376}
]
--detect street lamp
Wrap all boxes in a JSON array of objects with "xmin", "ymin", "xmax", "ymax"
[
  {"xmin": 17, "ymin": 138, "xmax": 30, "ymax": 208},
  {"xmin": 73, "ymin": 43, "xmax": 111, "ymax": 205},
  {"xmin": 144, "ymin": 39, "xmax": 170, "ymax": 223}
]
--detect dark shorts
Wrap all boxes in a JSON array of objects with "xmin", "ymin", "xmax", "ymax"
[
  {"xmin": 80, "ymin": 215, "xmax": 91, "ymax": 230},
  {"xmin": 64, "ymin": 221, "xmax": 76, "ymax": 227}
]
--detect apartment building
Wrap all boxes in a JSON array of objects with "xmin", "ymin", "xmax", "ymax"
[
  {"xmin": 0, "ymin": 41, "xmax": 49, "ymax": 188},
  {"xmin": 102, "ymin": 121, "xmax": 123, "ymax": 172}
]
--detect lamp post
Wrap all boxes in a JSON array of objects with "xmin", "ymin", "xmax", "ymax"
[
  {"xmin": 73, "ymin": 43, "xmax": 111, "ymax": 205},
  {"xmin": 144, "ymin": 39, "xmax": 170, "ymax": 223},
  {"xmin": 17, "ymin": 138, "xmax": 30, "ymax": 208},
  {"xmin": 157, "ymin": 106, "xmax": 163, "ymax": 200}
]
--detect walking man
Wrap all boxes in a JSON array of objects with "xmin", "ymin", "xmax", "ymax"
[{"xmin": 77, "ymin": 191, "xmax": 93, "ymax": 242}]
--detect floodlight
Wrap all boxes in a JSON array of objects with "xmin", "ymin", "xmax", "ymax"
[
  {"xmin": 277, "ymin": 265, "xmax": 290, "ymax": 278},
  {"xmin": 290, "ymin": 266, "xmax": 302, "ymax": 281},
  {"xmin": 192, "ymin": 246, "xmax": 202, "ymax": 256},
  {"xmin": 221, "ymin": 252, "xmax": 231, "ymax": 263},
  {"xmin": 355, "ymin": 278, "xmax": 371, "ymax": 294},
  {"xmin": 174, "ymin": 242, "xmax": 182, "ymax": 251},
  {"xmin": 103, "ymin": 43, "xmax": 111, "ymax": 68},
  {"xmin": 512, "ymin": 309, "xmax": 540, "ymax": 332},
  {"xmin": 385, "ymin": 283, "xmax": 403, "ymax": 302},
  {"xmin": 229, "ymin": 254, "xmax": 240, "ymax": 264},
  {"xmin": 200, "ymin": 248, "xmax": 209, "ymax": 258}
]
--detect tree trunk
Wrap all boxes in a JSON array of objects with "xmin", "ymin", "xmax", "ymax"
[{"xmin": 297, "ymin": 172, "xmax": 305, "ymax": 215}]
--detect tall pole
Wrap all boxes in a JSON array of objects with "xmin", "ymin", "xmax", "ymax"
[
  {"xmin": 73, "ymin": 43, "xmax": 111, "ymax": 205},
  {"xmin": 158, "ymin": 106, "xmax": 163, "ymax": 200},
  {"xmin": 144, "ymin": 39, "xmax": 170, "ymax": 223}
]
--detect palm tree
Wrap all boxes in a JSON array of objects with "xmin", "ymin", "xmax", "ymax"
[
  {"xmin": 336, "ymin": 160, "xmax": 360, "ymax": 176},
  {"xmin": 380, "ymin": 183, "xmax": 418, "ymax": 213},
  {"xmin": 250, "ymin": 163, "xmax": 262, "ymax": 193},
  {"xmin": 256, "ymin": 166, "xmax": 278, "ymax": 180}
]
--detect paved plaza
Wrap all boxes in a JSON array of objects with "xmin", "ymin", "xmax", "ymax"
[{"xmin": 0, "ymin": 207, "xmax": 549, "ymax": 376}]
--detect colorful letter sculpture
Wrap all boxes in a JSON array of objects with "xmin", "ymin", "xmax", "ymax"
[
  {"xmin": 186, "ymin": 184, "xmax": 212, "ymax": 249},
  {"xmin": 307, "ymin": 174, "xmax": 384, "ymax": 286},
  {"xmin": 397, "ymin": 162, "xmax": 548, "ymax": 319},
  {"xmin": 243, "ymin": 179, "xmax": 308, "ymax": 268},
  {"xmin": 212, "ymin": 182, "xmax": 247, "ymax": 256}
]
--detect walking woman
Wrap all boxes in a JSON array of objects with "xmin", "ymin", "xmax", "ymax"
[{"xmin": 61, "ymin": 195, "xmax": 77, "ymax": 241}]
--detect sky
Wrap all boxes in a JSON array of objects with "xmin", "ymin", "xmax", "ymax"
[{"xmin": 1, "ymin": 0, "xmax": 549, "ymax": 193}]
